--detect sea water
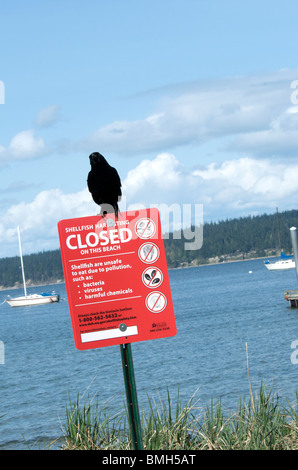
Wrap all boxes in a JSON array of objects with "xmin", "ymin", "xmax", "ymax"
[{"xmin": 0, "ymin": 258, "xmax": 298, "ymax": 449}]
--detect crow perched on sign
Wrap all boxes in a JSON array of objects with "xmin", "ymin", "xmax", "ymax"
[{"xmin": 87, "ymin": 152, "xmax": 122, "ymax": 217}]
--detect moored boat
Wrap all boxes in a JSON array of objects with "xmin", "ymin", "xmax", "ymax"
[
  {"xmin": 5, "ymin": 226, "xmax": 60, "ymax": 307},
  {"xmin": 264, "ymin": 253, "xmax": 295, "ymax": 271},
  {"xmin": 5, "ymin": 291, "xmax": 60, "ymax": 307}
]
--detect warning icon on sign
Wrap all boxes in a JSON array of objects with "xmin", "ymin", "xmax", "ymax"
[
  {"xmin": 142, "ymin": 267, "xmax": 163, "ymax": 289},
  {"xmin": 145, "ymin": 291, "xmax": 167, "ymax": 313},
  {"xmin": 135, "ymin": 218, "xmax": 156, "ymax": 239},
  {"xmin": 138, "ymin": 242, "xmax": 160, "ymax": 264}
]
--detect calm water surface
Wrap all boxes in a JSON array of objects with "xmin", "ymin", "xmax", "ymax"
[{"xmin": 0, "ymin": 258, "xmax": 298, "ymax": 449}]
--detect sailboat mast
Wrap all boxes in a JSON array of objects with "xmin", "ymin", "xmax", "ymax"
[
  {"xmin": 276, "ymin": 207, "xmax": 282, "ymax": 253},
  {"xmin": 17, "ymin": 226, "xmax": 27, "ymax": 297}
]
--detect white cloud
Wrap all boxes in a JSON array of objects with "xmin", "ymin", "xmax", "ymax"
[
  {"xmin": 0, "ymin": 188, "xmax": 94, "ymax": 257},
  {"xmin": 79, "ymin": 70, "xmax": 298, "ymax": 159},
  {"xmin": 0, "ymin": 153, "xmax": 203, "ymax": 256},
  {"xmin": 192, "ymin": 157, "xmax": 298, "ymax": 209},
  {"xmin": 0, "ymin": 105, "xmax": 60, "ymax": 166},
  {"xmin": 122, "ymin": 153, "xmax": 298, "ymax": 223},
  {"xmin": 0, "ymin": 153, "xmax": 192, "ymax": 256},
  {"xmin": 229, "ymin": 102, "xmax": 298, "ymax": 158},
  {"xmin": 193, "ymin": 158, "xmax": 271, "ymax": 191},
  {"xmin": 83, "ymin": 113, "xmax": 169, "ymax": 155},
  {"xmin": 34, "ymin": 104, "xmax": 61, "ymax": 128},
  {"xmin": 2, "ymin": 144, "xmax": 298, "ymax": 256},
  {"xmin": 0, "ymin": 129, "xmax": 48, "ymax": 164},
  {"xmin": 3, "ymin": 70, "xmax": 298, "ymax": 168},
  {"xmin": 122, "ymin": 153, "xmax": 182, "ymax": 198},
  {"xmin": 9, "ymin": 130, "xmax": 47, "ymax": 158}
]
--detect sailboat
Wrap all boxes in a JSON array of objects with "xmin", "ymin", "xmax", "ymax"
[
  {"xmin": 5, "ymin": 227, "xmax": 60, "ymax": 307},
  {"xmin": 264, "ymin": 252, "xmax": 295, "ymax": 271},
  {"xmin": 264, "ymin": 208, "xmax": 295, "ymax": 271}
]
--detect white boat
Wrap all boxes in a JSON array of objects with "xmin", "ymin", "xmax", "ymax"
[
  {"xmin": 264, "ymin": 252, "xmax": 295, "ymax": 271},
  {"xmin": 264, "ymin": 209, "xmax": 296, "ymax": 271},
  {"xmin": 6, "ymin": 292, "xmax": 60, "ymax": 307},
  {"xmin": 5, "ymin": 226, "xmax": 60, "ymax": 307}
]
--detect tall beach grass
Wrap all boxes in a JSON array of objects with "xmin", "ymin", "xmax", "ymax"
[{"xmin": 61, "ymin": 383, "xmax": 298, "ymax": 450}]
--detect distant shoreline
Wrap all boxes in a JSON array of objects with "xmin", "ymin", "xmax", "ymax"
[
  {"xmin": 0, "ymin": 255, "xmax": 278, "ymax": 292},
  {"xmin": 0, "ymin": 279, "xmax": 65, "ymax": 292}
]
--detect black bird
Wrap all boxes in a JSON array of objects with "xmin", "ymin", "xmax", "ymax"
[{"xmin": 87, "ymin": 152, "xmax": 122, "ymax": 217}]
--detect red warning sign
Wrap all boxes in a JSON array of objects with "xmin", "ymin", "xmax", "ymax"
[{"xmin": 57, "ymin": 208, "xmax": 176, "ymax": 350}]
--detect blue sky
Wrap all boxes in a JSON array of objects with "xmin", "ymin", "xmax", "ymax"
[{"xmin": 1, "ymin": 0, "xmax": 298, "ymax": 257}]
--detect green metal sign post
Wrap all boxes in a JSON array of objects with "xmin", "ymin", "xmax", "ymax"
[
  {"xmin": 58, "ymin": 209, "xmax": 177, "ymax": 451},
  {"xmin": 120, "ymin": 343, "xmax": 143, "ymax": 450}
]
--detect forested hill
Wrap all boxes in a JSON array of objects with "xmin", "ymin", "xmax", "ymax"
[
  {"xmin": 0, "ymin": 250, "xmax": 64, "ymax": 290},
  {"xmin": 164, "ymin": 209, "xmax": 298, "ymax": 267},
  {"xmin": 0, "ymin": 209, "xmax": 297, "ymax": 289}
]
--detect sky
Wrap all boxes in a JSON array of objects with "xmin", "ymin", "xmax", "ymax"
[{"xmin": 1, "ymin": 0, "xmax": 298, "ymax": 257}]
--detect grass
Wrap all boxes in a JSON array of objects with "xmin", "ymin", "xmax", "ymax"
[
  {"xmin": 60, "ymin": 384, "xmax": 298, "ymax": 450},
  {"xmin": 62, "ymin": 393, "xmax": 129, "ymax": 450},
  {"xmin": 198, "ymin": 387, "xmax": 298, "ymax": 450}
]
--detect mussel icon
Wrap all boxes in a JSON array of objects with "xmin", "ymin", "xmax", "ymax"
[{"xmin": 145, "ymin": 269, "xmax": 161, "ymax": 285}]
